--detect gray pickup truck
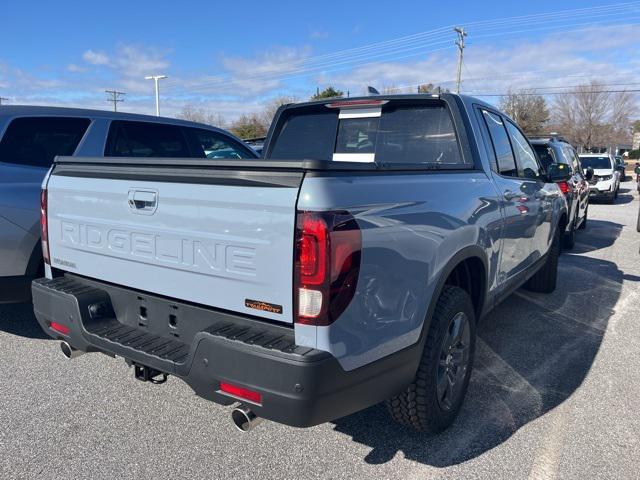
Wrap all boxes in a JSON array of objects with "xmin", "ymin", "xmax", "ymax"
[{"xmin": 32, "ymin": 94, "xmax": 568, "ymax": 433}]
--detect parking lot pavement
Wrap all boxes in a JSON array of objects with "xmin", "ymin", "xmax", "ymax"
[{"xmin": 1, "ymin": 182, "xmax": 639, "ymax": 480}]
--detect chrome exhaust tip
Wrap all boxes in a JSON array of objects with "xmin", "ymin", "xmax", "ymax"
[
  {"xmin": 231, "ymin": 406, "xmax": 263, "ymax": 432},
  {"xmin": 60, "ymin": 341, "xmax": 85, "ymax": 360}
]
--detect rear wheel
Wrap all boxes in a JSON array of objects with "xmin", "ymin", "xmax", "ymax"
[
  {"xmin": 386, "ymin": 286, "xmax": 476, "ymax": 433},
  {"xmin": 578, "ymin": 206, "xmax": 588, "ymax": 230},
  {"xmin": 524, "ymin": 224, "xmax": 560, "ymax": 293},
  {"xmin": 563, "ymin": 213, "xmax": 576, "ymax": 250}
]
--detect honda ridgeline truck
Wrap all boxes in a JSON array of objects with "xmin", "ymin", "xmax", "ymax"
[{"xmin": 32, "ymin": 94, "xmax": 569, "ymax": 433}]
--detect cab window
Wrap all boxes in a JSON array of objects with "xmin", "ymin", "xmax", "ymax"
[{"xmin": 505, "ymin": 121, "xmax": 542, "ymax": 180}]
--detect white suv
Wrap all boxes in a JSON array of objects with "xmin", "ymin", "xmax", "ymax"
[{"xmin": 579, "ymin": 153, "xmax": 620, "ymax": 203}]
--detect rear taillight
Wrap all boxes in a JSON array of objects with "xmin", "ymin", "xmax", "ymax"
[
  {"xmin": 40, "ymin": 188, "xmax": 50, "ymax": 265},
  {"xmin": 294, "ymin": 211, "xmax": 361, "ymax": 326},
  {"xmin": 557, "ymin": 181, "xmax": 571, "ymax": 195}
]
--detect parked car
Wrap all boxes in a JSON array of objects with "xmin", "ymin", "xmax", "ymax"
[
  {"xmin": 242, "ymin": 136, "xmax": 266, "ymax": 156},
  {"xmin": 614, "ymin": 155, "xmax": 627, "ymax": 181},
  {"xmin": 529, "ymin": 135, "xmax": 592, "ymax": 248},
  {"xmin": 32, "ymin": 94, "xmax": 568, "ymax": 434},
  {"xmin": 578, "ymin": 153, "xmax": 620, "ymax": 203},
  {"xmin": 0, "ymin": 106, "xmax": 257, "ymax": 303}
]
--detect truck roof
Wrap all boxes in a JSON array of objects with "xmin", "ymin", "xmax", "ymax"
[{"xmin": 276, "ymin": 92, "xmax": 494, "ymax": 111}]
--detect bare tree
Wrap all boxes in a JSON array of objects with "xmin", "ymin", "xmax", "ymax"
[
  {"xmin": 499, "ymin": 89, "xmax": 549, "ymax": 134},
  {"xmin": 177, "ymin": 105, "xmax": 226, "ymax": 128},
  {"xmin": 552, "ymin": 81, "xmax": 635, "ymax": 151}
]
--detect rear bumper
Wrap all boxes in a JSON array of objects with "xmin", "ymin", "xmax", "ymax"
[{"xmin": 32, "ymin": 275, "xmax": 418, "ymax": 428}]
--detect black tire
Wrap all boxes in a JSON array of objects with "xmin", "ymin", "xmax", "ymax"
[
  {"xmin": 563, "ymin": 214, "xmax": 576, "ymax": 250},
  {"xmin": 386, "ymin": 286, "xmax": 476, "ymax": 433},
  {"xmin": 524, "ymin": 224, "xmax": 560, "ymax": 293},
  {"xmin": 578, "ymin": 206, "xmax": 587, "ymax": 230}
]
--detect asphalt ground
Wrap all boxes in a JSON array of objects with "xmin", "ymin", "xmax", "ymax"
[{"xmin": 1, "ymin": 181, "xmax": 639, "ymax": 480}]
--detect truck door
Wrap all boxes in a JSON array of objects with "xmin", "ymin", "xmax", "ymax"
[
  {"xmin": 476, "ymin": 108, "xmax": 537, "ymax": 281},
  {"xmin": 503, "ymin": 120, "xmax": 552, "ymax": 263}
]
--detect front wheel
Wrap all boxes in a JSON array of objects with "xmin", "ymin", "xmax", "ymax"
[{"xmin": 386, "ymin": 286, "xmax": 476, "ymax": 433}]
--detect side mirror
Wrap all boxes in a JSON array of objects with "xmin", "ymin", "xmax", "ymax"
[
  {"xmin": 585, "ymin": 167, "xmax": 594, "ymax": 181},
  {"xmin": 547, "ymin": 163, "xmax": 572, "ymax": 182}
]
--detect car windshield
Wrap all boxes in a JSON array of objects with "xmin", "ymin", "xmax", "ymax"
[{"xmin": 579, "ymin": 156, "xmax": 612, "ymax": 170}]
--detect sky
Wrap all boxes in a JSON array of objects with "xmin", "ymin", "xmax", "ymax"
[{"xmin": 1, "ymin": 0, "xmax": 639, "ymax": 120}]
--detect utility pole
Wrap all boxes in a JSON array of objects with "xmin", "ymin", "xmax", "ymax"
[
  {"xmin": 0, "ymin": 97, "xmax": 8, "ymax": 106},
  {"xmin": 105, "ymin": 90, "xmax": 125, "ymax": 112},
  {"xmin": 145, "ymin": 75, "xmax": 168, "ymax": 116},
  {"xmin": 454, "ymin": 27, "xmax": 467, "ymax": 94}
]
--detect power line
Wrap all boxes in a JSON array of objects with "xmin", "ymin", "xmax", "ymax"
[
  {"xmin": 467, "ymin": 88, "xmax": 640, "ymax": 97},
  {"xmin": 162, "ymin": 2, "xmax": 640, "ymax": 94},
  {"xmin": 105, "ymin": 90, "xmax": 125, "ymax": 112}
]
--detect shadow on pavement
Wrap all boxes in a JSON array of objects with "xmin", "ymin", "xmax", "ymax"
[
  {"xmin": 572, "ymin": 219, "xmax": 623, "ymax": 253},
  {"xmin": 332, "ymin": 238, "xmax": 626, "ymax": 466},
  {"xmin": 0, "ymin": 302, "xmax": 48, "ymax": 339}
]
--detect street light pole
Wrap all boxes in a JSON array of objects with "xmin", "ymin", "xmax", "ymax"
[
  {"xmin": 145, "ymin": 75, "xmax": 167, "ymax": 116},
  {"xmin": 454, "ymin": 27, "xmax": 467, "ymax": 94}
]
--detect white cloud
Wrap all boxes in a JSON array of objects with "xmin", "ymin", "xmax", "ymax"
[
  {"xmin": 309, "ymin": 30, "xmax": 329, "ymax": 40},
  {"xmin": 82, "ymin": 49, "xmax": 110, "ymax": 66},
  {"xmin": 1, "ymin": 23, "xmax": 637, "ymax": 121}
]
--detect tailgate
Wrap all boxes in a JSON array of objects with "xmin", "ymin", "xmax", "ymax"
[{"xmin": 45, "ymin": 162, "xmax": 302, "ymax": 323}]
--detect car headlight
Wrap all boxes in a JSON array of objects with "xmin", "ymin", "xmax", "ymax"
[{"xmin": 599, "ymin": 175, "xmax": 612, "ymax": 181}]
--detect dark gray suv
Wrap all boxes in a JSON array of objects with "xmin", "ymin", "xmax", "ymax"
[
  {"xmin": 0, "ymin": 106, "xmax": 257, "ymax": 302},
  {"xmin": 529, "ymin": 135, "xmax": 592, "ymax": 249}
]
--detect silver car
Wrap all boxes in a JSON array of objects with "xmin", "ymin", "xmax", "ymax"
[{"xmin": 0, "ymin": 106, "xmax": 258, "ymax": 302}]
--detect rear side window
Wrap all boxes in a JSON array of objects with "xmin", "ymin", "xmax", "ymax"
[
  {"xmin": 0, "ymin": 117, "xmax": 90, "ymax": 167},
  {"xmin": 105, "ymin": 120, "xmax": 190, "ymax": 157},
  {"xmin": 269, "ymin": 102, "xmax": 465, "ymax": 166},
  {"xmin": 505, "ymin": 122, "xmax": 542, "ymax": 180},
  {"xmin": 184, "ymin": 128, "xmax": 255, "ymax": 159},
  {"xmin": 375, "ymin": 106, "xmax": 463, "ymax": 165},
  {"xmin": 480, "ymin": 110, "xmax": 517, "ymax": 177}
]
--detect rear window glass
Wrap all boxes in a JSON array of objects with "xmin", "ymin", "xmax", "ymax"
[
  {"xmin": 268, "ymin": 102, "xmax": 466, "ymax": 166},
  {"xmin": 0, "ymin": 117, "xmax": 90, "ymax": 168},
  {"xmin": 106, "ymin": 120, "xmax": 190, "ymax": 157},
  {"xmin": 532, "ymin": 144, "xmax": 555, "ymax": 170},
  {"xmin": 579, "ymin": 156, "xmax": 612, "ymax": 170},
  {"xmin": 269, "ymin": 111, "xmax": 338, "ymax": 160},
  {"xmin": 335, "ymin": 117, "xmax": 378, "ymax": 154}
]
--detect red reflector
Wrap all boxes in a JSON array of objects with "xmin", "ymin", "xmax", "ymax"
[
  {"xmin": 50, "ymin": 322, "xmax": 70, "ymax": 335},
  {"xmin": 326, "ymin": 99, "xmax": 388, "ymax": 109},
  {"xmin": 557, "ymin": 181, "xmax": 570, "ymax": 194},
  {"xmin": 219, "ymin": 382, "xmax": 262, "ymax": 404}
]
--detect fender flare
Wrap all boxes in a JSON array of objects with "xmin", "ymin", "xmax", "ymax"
[{"xmin": 417, "ymin": 245, "xmax": 489, "ymax": 346}]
